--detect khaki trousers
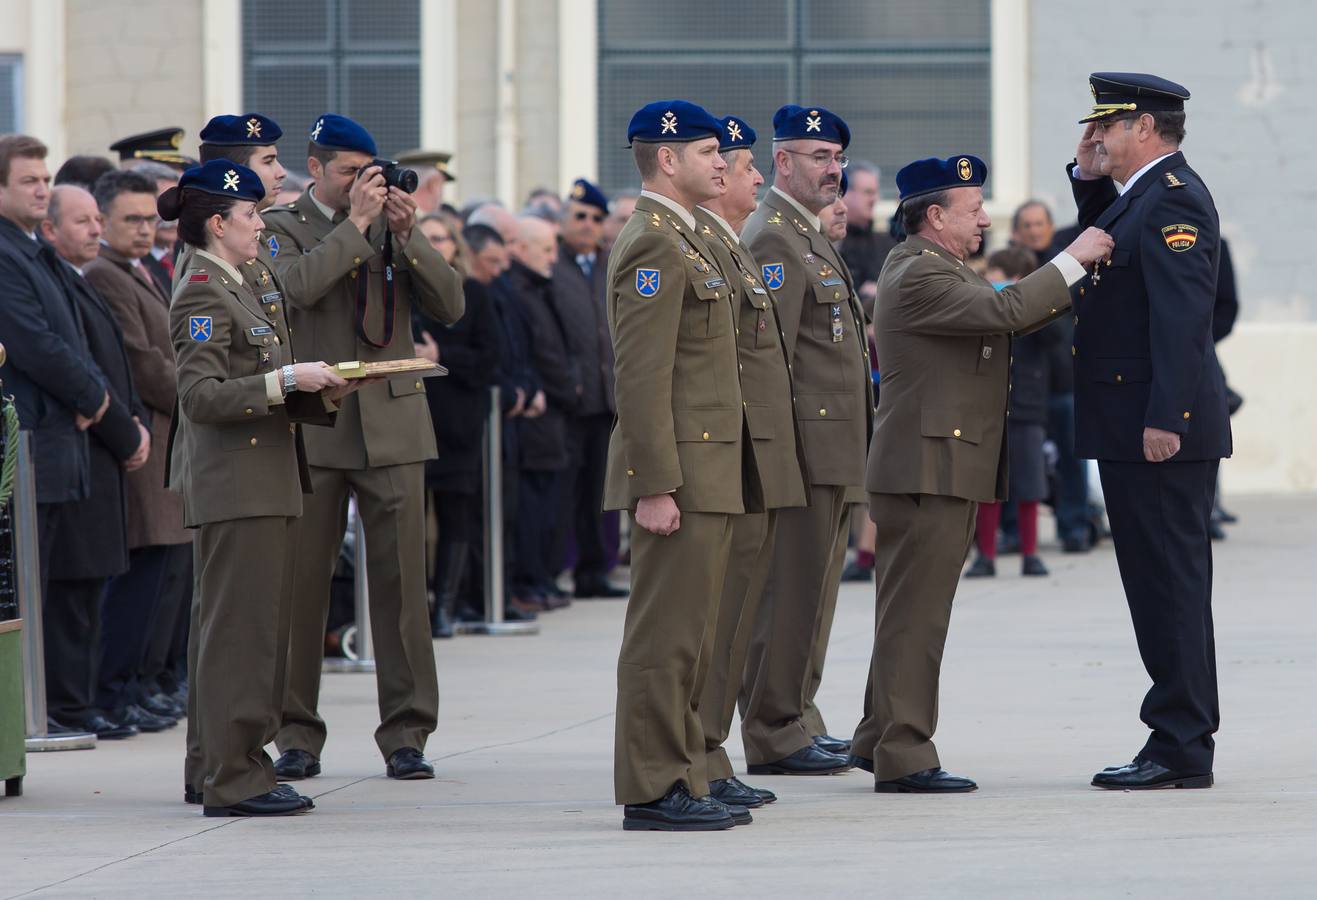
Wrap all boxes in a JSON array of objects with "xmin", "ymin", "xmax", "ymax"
[
  {"xmin": 850, "ymin": 492, "xmax": 976, "ymax": 780},
  {"xmin": 699, "ymin": 511, "xmax": 777, "ymax": 782},
  {"xmin": 614, "ymin": 511, "xmax": 733, "ymax": 806},
  {"xmin": 277, "ymin": 462, "xmax": 438, "ymax": 760},
  {"xmin": 739, "ymin": 485, "xmax": 850, "ymax": 763},
  {"xmin": 191, "ymin": 516, "xmax": 297, "ymax": 807}
]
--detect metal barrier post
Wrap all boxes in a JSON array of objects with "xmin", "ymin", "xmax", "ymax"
[
  {"xmin": 321, "ymin": 502, "xmax": 377, "ymax": 672},
  {"xmin": 14, "ymin": 433, "xmax": 95, "ymax": 751},
  {"xmin": 466, "ymin": 385, "xmax": 537, "ymax": 636}
]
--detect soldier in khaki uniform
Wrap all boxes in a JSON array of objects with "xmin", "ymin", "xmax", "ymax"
[
  {"xmin": 162, "ymin": 160, "xmax": 359, "ymax": 816},
  {"xmin": 739, "ymin": 105, "xmax": 872, "ymax": 775},
  {"xmin": 691, "ymin": 115, "xmax": 806, "ymax": 811},
  {"xmin": 262, "ymin": 114, "xmax": 464, "ymax": 782},
  {"xmin": 847, "ymin": 155, "xmax": 1112, "ymax": 792},
  {"xmin": 608, "ymin": 100, "xmax": 756, "ymax": 832}
]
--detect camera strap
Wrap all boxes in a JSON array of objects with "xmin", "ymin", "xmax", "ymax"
[{"xmin": 354, "ymin": 227, "xmax": 397, "ymax": 349}]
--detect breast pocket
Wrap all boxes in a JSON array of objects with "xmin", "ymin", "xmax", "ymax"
[
  {"xmin": 237, "ymin": 328, "xmax": 278, "ymax": 377},
  {"xmin": 740, "ymin": 288, "xmax": 774, "ymax": 349},
  {"xmin": 684, "ymin": 277, "xmax": 732, "ymax": 340},
  {"xmin": 811, "ymin": 279, "xmax": 850, "ymax": 343}
]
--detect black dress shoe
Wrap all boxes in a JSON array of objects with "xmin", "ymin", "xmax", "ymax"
[
  {"xmin": 273, "ymin": 748, "xmax": 321, "ymax": 781},
  {"xmin": 703, "ymin": 795, "xmax": 752, "ymax": 826},
  {"xmin": 875, "ymin": 767, "xmax": 977, "ymax": 793},
  {"xmin": 747, "ymin": 744, "xmax": 851, "ymax": 776},
  {"xmin": 386, "ymin": 747, "xmax": 435, "ymax": 779},
  {"xmin": 1216, "ymin": 506, "xmax": 1238, "ymax": 524},
  {"xmin": 1091, "ymin": 759, "xmax": 1212, "ymax": 790},
  {"xmin": 574, "ymin": 579, "xmax": 630, "ymax": 599},
  {"xmin": 114, "ymin": 704, "xmax": 176, "ymax": 733},
  {"xmin": 847, "ymin": 754, "xmax": 874, "ymax": 773},
  {"xmin": 184, "ymin": 784, "xmax": 203, "ymax": 805},
  {"xmin": 273, "ymin": 783, "xmax": 315, "ymax": 809},
  {"xmin": 203, "ymin": 789, "xmax": 311, "ymax": 818},
  {"xmin": 710, "ymin": 776, "xmax": 766, "ymax": 809},
  {"xmin": 56, "ymin": 714, "xmax": 138, "ymax": 740},
  {"xmin": 813, "ymin": 734, "xmax": 851, "ymax": 755},
  {"xmin": 622, "ymin": 783, "xmax": 735, "ymax": 832},
  {"xmin": 1021, "ymin": 555, "xmax": 1049, "ymax": 577},
  {"xmin": 142, "ymin": 692, "xmax": 185, "ymax": 719},
  {"xmin": 964, "ymin": 555, "xmax": 996, "ymax": 578},
  {"xmin": 839, "ymin": 560, "xmax": 873, "ymax": 582},
  {"xmin": 1208, "ymin": 519, "xmax": 1227, "ymax": 541}
]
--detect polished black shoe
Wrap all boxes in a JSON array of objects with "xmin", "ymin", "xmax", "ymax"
[
  {"xmin": 574, "ymin": 579, "xmax": 630, "ymax": 599},
  {"xmin": 747, "ymin": 744, "xmax": 851, "ymax": 776},
  {"xmin": 386, "ymin": 747, "xmax": 435, "ymax": 780},
  {"xmin": 203, "ymin": 789, "xmax": 311, "ymax": 817},
  {"xmin": 273, "ymin": 748, "xmax": 321, "ymax": 781},
  {"xmin": 710, "ymin": 776, "xmax": 766, "ymax": 809},
  {"xmin": 115, "ymin": 704, "xmax": 176, "ymax": 732},
  {"xmin": 964, "ymin": 555, "xmax": 996, "ymax": 578},
  {"xmin": 847, "ymin": 754, "xmax": 874, "ymax": 774},
  {"xmin": 54, "ymin": 714, "xmax": 137, "ymax": 740},
  {"xmin": 1021, "ymin": 555, "xmax": 1049, "ymax": 577},
  {"xmin": 1091, "ymin": 759, "xmax": 1212, "ymax": 790},
  {"xmin": 1216, "ymin": 505, "xmax": 1238, "ymax": 524},
  {"xmin": 875, "ymin": 767, "xmax": 977, "ymax": 793},
  {"xmin": 184, "ymin": 784, "xmax": 203, "ymax": 805},
  {"xmin": 703, "ymin": 794, "xmax": 752, "ymax": 826},
  {"xmin": 142, "ymin": 692, "xmax": 185, "ymax": 719},
  {"xmin": 840, "ymin": 560, "xmax": 873, "ymax": 583},
  {"xmin": 813, "ymin": 734, "xmax": 851, "ymax": 755},
  {"xmin": 622, "ymin": 783, "xmax": 735, "ymax": 832},
  {"xmin": 273, "ymin": 783, "xmax": 315, "ymax": 809}
]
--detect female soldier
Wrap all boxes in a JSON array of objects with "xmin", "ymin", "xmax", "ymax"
[{"xmin": 163, "ymin": 160, "xmax": 356, "ymax": 817}]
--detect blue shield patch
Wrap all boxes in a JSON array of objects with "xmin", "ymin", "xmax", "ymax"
[
  {"xmin": 635, "ymin": 267, "xmax": 661, "ymax": 298},
  {"xmin": 761, "ymin": 262, "xmax": 784, "ymax": 290},
  {"xmin": 189, "ymin": 316, "xmax": 213, "ymax": 342},
  {"xmin": 267, "ymin": 234, "xmax": 280, "ymax": 258}
]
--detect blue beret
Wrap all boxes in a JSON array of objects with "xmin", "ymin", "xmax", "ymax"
[
  {"xmin": 178, "ymin": 160, "xmax": 266, "ymax": 203},
  {"xmin": 627, "ymin": 100, "xmax": 722, "ymax": 145},
  {"xmin": 309, "ymin": 113, "xmax": 377, "ymax": 156},
  {"xmin": 568, "ymin": 178, "xmax": 609, "ymax": 212},
  {"xmin": 896, "ymin": 155, "xmax": 988, "ymax": 202},
  {"xmin": 199, "ymin": 113, "xmax": 282, "ymax": 147},
  {"xmin": 772, "ymin": 104, "xmax": 849, "ymax": 149},
  {"xmin": 1080, "ymin": 71, "xmax": 1190, "ymax": 123},
  {"xmin": 718, "ymin": 115, "xmax": 756, "ymax": 152}
]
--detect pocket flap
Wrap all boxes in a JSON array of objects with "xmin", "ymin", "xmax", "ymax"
[
  {"xmin": 797, "ymin": 392, "xmax": 854, "ymax": 421},
  {"xmin": 243, "ymin": 327, "xmax": 276, "ymax": 346},
  {"xmin": 388, "ymin": 377, "xmax": 427, "ymax": 397},
  {"xmin": 920, "ymin": 407, "xmax": 980, "ymax": 444},
  {"xmin": 691, "ymin": 276, "xmax": 729, "ymax": 302},
  {"xmin": 812, "ymin": 279, "xmax": 850, "ymax": 304},
  {"xmin": 673, "ymin": 406, "xmax": 742, "ymax": 442},
  {"xmin": 743, "ymin": 403, "xmax": 775, "ymax": 440},
  {"xmin": 1091, "ymin": 357, "xmax": 1152, "ymax": 384},
  {"xmin": 1107, "ymin": 248, "xmax": 1132, "ymax": 268}
]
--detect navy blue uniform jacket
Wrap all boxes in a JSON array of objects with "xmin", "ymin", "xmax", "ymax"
[{"xmin": 1069, "ymin": 151, "xmax": 1232, "ymax": 462}]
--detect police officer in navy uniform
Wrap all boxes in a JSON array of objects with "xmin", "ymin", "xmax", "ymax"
[{"xmin": 1069, "ymin": 73, "xmax": 1231, "ymax": 790}]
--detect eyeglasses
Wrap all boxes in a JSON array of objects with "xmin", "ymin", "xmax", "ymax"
[
  {"xmin": 573, "ymin": 210, "xmax": 605, "ymax": 223},
  {"xmin": 781, "ymin": 149, "xmax": 849, "ymax": 169},
  {"xmin": 120, "ymin": 214, "xmax": 156, "ymax": 229}
]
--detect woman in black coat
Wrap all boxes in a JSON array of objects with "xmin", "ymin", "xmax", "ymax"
[{"xmin": 413, "ymin": 215, "xmax": 500, "ymax": 636}]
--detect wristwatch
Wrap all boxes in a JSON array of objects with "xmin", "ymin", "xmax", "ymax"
[{"xmin": 281, "ymin": 364, "xmax": 297, "ymax": 396}]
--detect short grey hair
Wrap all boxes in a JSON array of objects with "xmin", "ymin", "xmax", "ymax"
[
  {"xmin": 131, "ymin": 160, "xmax": 180, "ymax": 184},
  {"xmin": 848, "ymin": 159, "xmax": 881, "ymax": 183},
  {"xmin": 901, "ymin": 190, "xmax": 950, "ymax": 235}
]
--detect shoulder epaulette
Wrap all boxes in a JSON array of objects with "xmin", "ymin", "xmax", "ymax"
[{"xmin": 1164, "ymin": 172, "xmax": 1187, "ymax": 189}]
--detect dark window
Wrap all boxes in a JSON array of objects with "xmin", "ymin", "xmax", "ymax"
[
  {"xmin": 241, "ymin": 0, "xmax": 420, "ymax": 166},
  {"xmin": 596, "ymin": 0, "xmax": 991, "ymax": 196},
  {"xmin": 0, "ymin": 55, "xmax": 21, "ymax": 134}
]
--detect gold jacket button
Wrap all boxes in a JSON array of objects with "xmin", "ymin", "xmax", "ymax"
[
  {"xmin": 353, "ymin": 256, "xmax": 362, "ymax": 265},
  {"xmin": 1071, "ymin": 345, "xmax": 1077, "ymax": 356},
  {"xmin": 274, "ymin": 336, "xmax": 282, "ymax": 345},
  {"xmin": 411, "ymin": 258, "xmax": 419, "ymax": 266},
  {"xmin": 1050, "ymin": 308, "xmax": 1058, "ymax": 315},
  {"xmin": 350, "ymin": 270, "xmax": 358, "ymax": 279},
  {"xmin": 414, "ymin": 380, "xmax": 423, "ymax": 389},
  {"xmin": 249, "ymin": 437, "xmax": 258, "ymax": 446},
  {"xmin": 953, "ymin": 428, "xmax": 962, "ymax": 438},
  {"xmin": 702, "ymin": 431, "xmax": 710, "ymax": 441},
  {"xmin": 818, "ymin": 408, "xmax": 827, "ymax": 417},
  {"xmin": 269, "ymin": 304, "xmax": 277, "ymax": 313},
  {"xmin": 1183, "ymin": 411, "xmax": 1191, "ymax": 420},
  {"xmin": 1116, "ymin": 374, "xmax": 1123, "ymax": 383},
  {"xmin": 1079, "ymin": 287, "xmax": 1085, "ymax": 297},
  {"xmin": 244, "ymin": 407, "xmax": 253, "ymax": 415},
  {"xmin": 262, "ymin": 337, "xmax": 270, "ymax": 345},
  {"xmin": 833, "ymin": 291, "xmax": 840, "ymax": 300},
  {"xmin": 626, "ymin": 468, "xmax": 635, "ymax": 476}
]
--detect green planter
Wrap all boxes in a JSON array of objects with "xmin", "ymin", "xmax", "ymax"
[{"xmin": 0, "ymin": 620, "xmax": 25, "ymax": 796}]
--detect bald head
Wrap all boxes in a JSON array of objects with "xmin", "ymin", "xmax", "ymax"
[
  {"xmin": 468, "ymin": 203, "xmax": 518, "ymax": 244},
  {"xmin": 42, "ymin": 184, "xmax": 103, "ymax": 268},
  {"xmin": 512, "ymin": 215, "xmax": 558, "ymax": 278}
]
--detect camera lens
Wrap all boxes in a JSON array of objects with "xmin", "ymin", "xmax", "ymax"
[{"xmin": 391, "ymin": 166, "xmax": 418, "ymax": 194}]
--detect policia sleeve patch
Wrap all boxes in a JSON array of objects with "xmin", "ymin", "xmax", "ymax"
[{"xmin": 1161, "ymin": 224, "xmax": 1199, "ymax": 252}]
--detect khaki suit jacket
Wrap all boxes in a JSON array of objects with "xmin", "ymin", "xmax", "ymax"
[
  {"xmin": 602, "ymin": 195, "xmax": 752, "ymax": 515},
  {"xmin": 166, "ymin": 255, "xmax": 333, "ymax": 527},
  {"xmin": 743, "ymin": 188, "xmax": 872, "ymax": 493},
  {"xmin": 693, "ymin": 207, "xmax": 806, "ymax": 511},
  {"xmin": 261, "ymin": 189, "xmax": 465, "ymax": 469},
  {"xmin": 865, "ymin": 235, "xmax": 1071, "ymax": 502}
]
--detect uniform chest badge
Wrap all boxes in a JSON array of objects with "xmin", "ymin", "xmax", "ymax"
[
  {"xmin": 267, "ymin": 234, "xmax": 280, "ymax": 258},
  {"xmin": 761, "ymin": 262, "xmax": 785, "ymax": 290},
  {"xmin": 259, "ymin": 267, "xmax": 271, "ymax": 286},
  {"xmin": 635, "ymin": 267, "xmax": 661, "ymax": 297},
  {"xmin": 1161, "ymin": 224, "xmax": 1199, "ymax": 252},
  {"xmin": 189, "ymin": 316, "xmax": 213, "ymax": 341}
]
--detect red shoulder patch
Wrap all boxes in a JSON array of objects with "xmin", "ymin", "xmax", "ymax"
[{"xmin": 188, "ymin": 272, "xmax": 210, "ymax": 283}]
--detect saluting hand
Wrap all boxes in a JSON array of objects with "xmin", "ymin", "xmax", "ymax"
[
  {"xmin": 1143, "ymin": 427, "xmax": 1182, "ymax": 463},
  {"xmin": 1075, "ymin": 123, "xmax": 1103, "ymax": 180},
  {"xmin": 1064, "ymin": 226, "xmax": 1115, "ymax": 267},
  {"xmin": 635, "ymin": 493, "xmax": 681, "ymax": 536}
]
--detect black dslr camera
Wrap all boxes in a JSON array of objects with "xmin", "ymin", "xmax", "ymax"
[{"xmin": 362, "ymin": 158, "xmax": 418, "ymax": 194}]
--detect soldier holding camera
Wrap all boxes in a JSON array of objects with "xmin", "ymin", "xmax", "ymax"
[{"xmin": 262, "ymin": 114, "xmax": 465, "ymax": 783}]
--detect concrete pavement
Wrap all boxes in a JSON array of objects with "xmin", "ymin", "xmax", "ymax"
[{"xmin": 2, "ymin": 494, "xmax": 1315, "ymax": 898}]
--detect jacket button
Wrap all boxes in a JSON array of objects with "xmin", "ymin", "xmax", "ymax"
[
  {"xmin": 1074, "ymin": 315, "xmax": 1079, "ymax": 325},
  {"xmin": 626, "ymin": 468, "xmax": 635, "ymax": 476},
  {"xmin": 269, "ymin": 304, "xmax": 277, "ymax": 312},
  {"xmin": 982, "ymin": 346, "xmax": 992, "ymax": 360},
  {"xmin": 411, "ymin": 258, "xmax": 419, "ymax": 266},
  {"xmin": 245, "ymin": 407, "xmax": 253, "ymax": 415},
  {"xmin": 833, "ymin": 291, "xmax": 840, "ymax": 300},
  {"xmin": 274, "ymin": 336, "xmax": 281, "ymax": 345},
  {"xmin": 702, "ymin": 431, "xmax": 710, "ymax": 441},
  {"xmin": 818, "ymin": 408, "xmax": 827, "ymax": 417},
  {"xmin": 353, "ymin": 256, "xmax": 362, "ymax": 265},
  {"xmin": 1183, "ymin": 411, "xmax": 1191, "ymax": 420},
  {"xmin": 1079, "ymin": 287, "xmax": 1085, "ymax": 297},
  {"xmin": 1050, "ymin": 308, "xmax": 1057, "ymax": 315},
  {"xmin": 953, "ymin": 428, "xmax": 962, "ymax": 438},
  {"xmin": 262, "ymin": 337, "xmax": 270, "ymax": 345},
  {"xmin": 249, "ymin": 437, "xmax": 258, "ymax": 446},
  {"xmin": 415, "ymin": 380, "xmax": 423, "ymax": 389},
  {"xmin": 1071, "ymin": 345, "xmax": 1076, "ymax": 356},
  {"xmin": 1106, "ymin": 258, "xmax": 1113, "ymax": 267},
  {"xmin": 1116, "ymin": 374, "xmax": 1123, "ymax": 383}
]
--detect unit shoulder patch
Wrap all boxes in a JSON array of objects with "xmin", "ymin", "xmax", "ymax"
[
  {"xmin": 761, "ymin": 262, "xmax": 785, "ymax": 290},
  {"xmin": 634, "ymin": 267, "xmax": 661, "ymax": 297},
  {"xmin": 188, "ymin": 315, "xmax": 213, "ymax": 341},
  {"xmin": 1161, "ymin": 223, "xmax": 1199, "ymax": 252}
]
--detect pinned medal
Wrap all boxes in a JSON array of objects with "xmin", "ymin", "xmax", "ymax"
[{"xmin": 831, "ymin": 304, "xmax": 844, "ymax": 342}]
